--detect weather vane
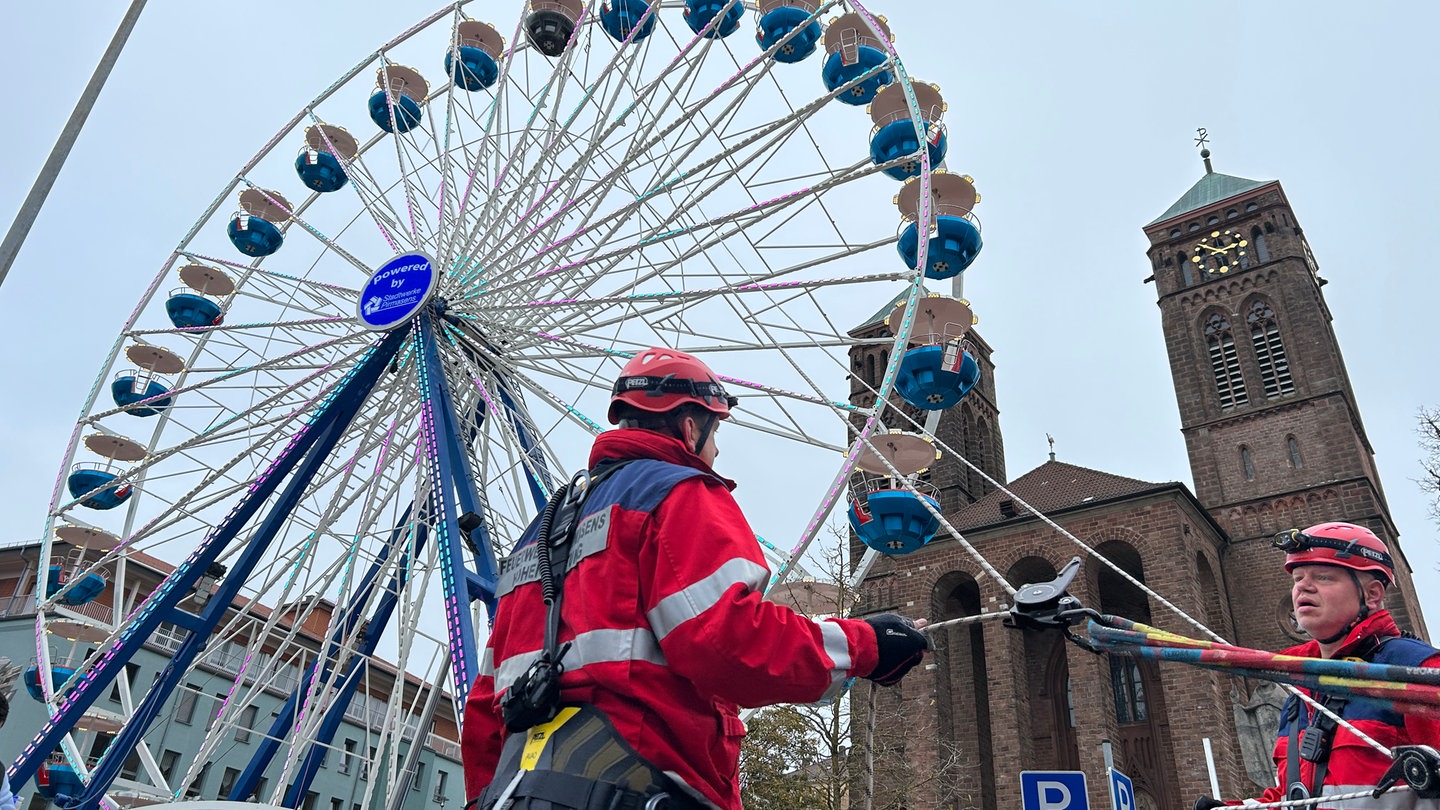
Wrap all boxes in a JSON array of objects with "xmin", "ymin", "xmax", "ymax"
[
  {"xmin": 1195, "ymin": 127, "xmax": 1209, "ymax": 149},
  {"xmin": 1047, "ymin": 433, "xmax": 1056, "ymax": 461}
]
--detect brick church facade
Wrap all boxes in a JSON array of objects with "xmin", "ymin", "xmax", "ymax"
[{"xmin": 850, "ymin": 154, "xmax": 1429, "ymax": 810}]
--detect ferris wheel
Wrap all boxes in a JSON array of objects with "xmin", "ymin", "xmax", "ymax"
[{"xmin": 11, "ymin": 1, "xmax": 986, "ymax": 808}]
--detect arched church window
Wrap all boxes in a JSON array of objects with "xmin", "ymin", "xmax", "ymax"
[
  {"xmin": 1180, "ymin": 254, "xmax": 1195, "ymax": 286},
  {"xmin": 1110, "ymin": 657, "xmax": 1148, "ymax": 723},
  {"xmin": 1250, "ymin": 226, "xmax": 1271, "ymax": 263},
  {"xmin": 1287, "ymin": 435, "xmax": 1303, "ymax": 469},
  {"xmin": 1207, "ymin": 215, "xmax": 1220, "ymax": 225},
  {"xmin": 1264, "ymin": 221, "xmax": 1276, "ymax": 235},
  {"xmin": 1246, "ymin": 202, "xmax": 1259, "ymax": 212},
  {"xmin": 1241, "ymin": 446, "xmax": 1255, "ymax": 480},
  {"xmin": 865, "ymin": 354, "xmax": 875, "ymax": 386},
  {"xmin": 1247, "ymin": 300, "xmax": 1295, "ymax": 397},
  {"xmin": 1204, "ymin": 313, "xmax": 1248, "ymax": 408}
]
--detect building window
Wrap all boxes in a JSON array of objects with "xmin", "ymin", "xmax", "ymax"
[
  {"xmin": 1226, "ymin": 208, "xmax": 1237, "ymax": 219},
  {"xmin": 1207, "ymin": 215, "xmax": 1220, "ymax": 225},
  {"xmin": 1204, "ymin": 313, "xmax": 1249, "ymax": 408},
  {"xmin": 109, "ymin": 663, "xmax": 140, "ymax": 703},
  {"xmin": 340, "ymin": 739, "xmax": 356, "ymax": 775},
  {"xmin": 331, "ymin": 799, "xmax": 344, "ymax": 810},
  {"xmin": 1287, "ymin": 435, "xmax": 1303, "ymax": 469},
  {"xmin": 1111, "ymin": 657, "xmax": 1148, "ymax": 723},
  {"xmin": 206, "ymin": 694, "xmax": 228, "ymax": 731},
  {"xmin": 1250, "ymin": 226, "xmax": 1270, "ymax": 263},
  {"xmin": 413, "ymin": 762, "xmax": 425, "ymax": 791},
  {"xmin": 236, "ymin": 705, "xmax": 258, "ymax": 743},
  {"xmin": 1247, "ymin": 300, "xmax": 1295, "ymax": 397},
  {"xmin": 865, "ymin": 354, "xmax": 875, "ymax": 386},
  {"xmin": 219, "ymin": 767, "xmax": 240, "ymax": 801},
  {"xmin": 1246, "ymin": 202, "xmax": 1259, "ymax": 212},
  {"xmin": 1170, "ymin": 228, "xmax": 1181, "ymax": 238},
  {"xmin": 1241, "ymin": 446, "xmax": 1256, "ymax": 481},
  {"xmin": 186, "ymin": 763, "xmax": 209, "ymax": 799},
  {"xmin": 433, "ymin": 771, "xmax": 450, "ymax": 803},
  {"xmin": 1178, "ymin": 252, "xmax": 1194, "ymax": 286},
  {"xmin": 174, "ymin": 686, "xmax": 198, "ymax": 725},
  {"xmin": 302, "ymin": 791, "xmax": 319, "ymax": 810},
  {"xmin": 1189, "ymin": 222, "xmax": 1200, "ymax": 232},
  {"xmin": 159, "ymin": 750, "xmax": 182, "ymax": 786},
  {"xmin": 361, "ymin": 746, "xmax": 377, "ymax": 781}
]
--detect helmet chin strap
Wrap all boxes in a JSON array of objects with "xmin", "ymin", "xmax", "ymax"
[
  {"xmin": 1314, "ymin": 570, "xmax": 1370, "ymax": 646},
  {"xmin": 692, "ymin": 413, "xmax": 719, "ymax": 457}
]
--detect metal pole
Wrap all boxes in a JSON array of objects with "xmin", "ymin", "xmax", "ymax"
[
  {"xmin": 1203, "ymin": 737, "xmax": 1222, "ymax": 798},
  {"xmin": 0, "ymin": 0, "xmax": 147, "ymax": 289}
]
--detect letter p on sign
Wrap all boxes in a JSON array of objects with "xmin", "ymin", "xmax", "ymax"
[{"xmin": 1021, "ymin": 771, "xmax": 1089, "ymax": 810}]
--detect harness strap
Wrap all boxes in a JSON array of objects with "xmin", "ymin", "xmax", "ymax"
[{"xmin": 1285, "ymin": 635, "xmax": 1398, "ymax": 799}]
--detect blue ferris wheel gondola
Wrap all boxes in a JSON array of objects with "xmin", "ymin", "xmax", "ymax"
[
  {"xmin": 601, "ymin": 0, "xmax": 657, "ymax": 42},
  {"xmin": 295, "ymin": 124, "xmax": 358, "ymax": 195},
  {"xmin": 848, "ymin": 489, "xmax": 941, "ymax": 554},
  {"xmin": 446, "ymin": 46, "xmax": 500, "ymax": 90},
  {"xmin": 897, "ymin": 215, "xmax": 982, "ymax": 280},
  {"xmin": 47, "ymin": 566, "xmax": 107, "ymax": 606},
  {"xmin": 165, "ymin": 290, "xmax": 224, "ymax": 329},
  {"xmin": 894, "ymin": 344, "xmax": 980, "ymax": 410},
  {"xmin": 685, "ymin": 0, "xmax": 744, "ymax": 38},
  {"xmin": 66, "ymin": 466, "xmax": 132, "ymax": 510},
  {"xmin": 870, "ymin": 120, "xmax": 946, "ymax": 181},
  {"xmin": 820, "ymin": 12, "xmax": 894, "ymax": 105},
  {"xmin": 227, "ymin": 214, "xmax": 284, "ymax": 257},
  {"xmin": 24, "ymin": 666, "xmax": 77, "ymax": 702},
  {"xmin": 755, "ymin": 4, "xmax": 822, "ymax": 63},
  {"xmin": 295, "ymin": 149, "xmax": 348, "ymax": 193},
  {"xmin": 369, "ymin": 64, "xmax": 429, "ymax": 133},
  {"xmin": 822, "ymin": 47, "xmax": 891, "ymax": 105},
  {"xmin": 369, "ymin": 91, "xmax": 424, "ymax": 133},
  {"xmin": 110, "ymin": 370, "xmax": 175, "ymax": 417}
]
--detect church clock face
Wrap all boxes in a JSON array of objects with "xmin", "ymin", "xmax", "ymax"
[{"xmin": 1191, "ymin": 228, "xmax": 1249, "ymax": 274}]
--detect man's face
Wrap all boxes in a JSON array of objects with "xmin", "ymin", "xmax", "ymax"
[{"xmin": 1291, "ymin": 564, "xmax": 1362, "ymax": 642}]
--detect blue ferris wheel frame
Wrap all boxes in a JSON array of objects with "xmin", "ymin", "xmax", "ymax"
[{"xmin": 10, "ymin": 308, "xmax": 543, "ymax": 809}]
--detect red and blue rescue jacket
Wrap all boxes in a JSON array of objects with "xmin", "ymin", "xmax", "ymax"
[
  {"xmin": 462, "ymin": 429, "xmax": 880, "ymax": 809},
  {"xmin": 1253, "ymin": 611, "xmax": 1440, "ymax": 810}
]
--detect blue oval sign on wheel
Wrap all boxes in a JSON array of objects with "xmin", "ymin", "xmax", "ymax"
[{"xmin": 357, "ymin": 251, "xmax": 439, "ymax": 331}]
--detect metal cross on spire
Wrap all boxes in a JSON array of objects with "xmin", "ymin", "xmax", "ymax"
[{"xmin": 1195, "ymin": 127, "xmax": 1214, "ymax": 174}]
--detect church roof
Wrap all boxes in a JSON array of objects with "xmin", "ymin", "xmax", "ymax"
[
  {"xmin": 952, "ymin": 459, "xmax": 1170, "ymax": 532},
  {"xmin": 1147, "ymin": 171, "xmax": 1271, "ymax": 227},
  {"xmin": 852, "ymin": 288, "xmax": 911, "ymax": 334}
]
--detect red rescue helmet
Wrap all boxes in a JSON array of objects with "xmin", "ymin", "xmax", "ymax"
[
  {"xmin": 607, "ymin": 348, "xmax": 737, "ymax": 425},
  {"xmin": 1275, "ymin": 521, "xmax": 1394, "ymax": 586}
]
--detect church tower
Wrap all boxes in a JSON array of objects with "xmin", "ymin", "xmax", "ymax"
[{"xmin": 1142, "ymin": 146, "xmax": 1426, "ymax": 649}]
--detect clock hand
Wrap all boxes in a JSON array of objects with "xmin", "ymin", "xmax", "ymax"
[{"xmin": 1198, "ymin": 244, "xmax": 1226, "ymax": 254}]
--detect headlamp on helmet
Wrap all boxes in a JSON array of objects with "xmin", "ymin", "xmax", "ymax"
[{"xmin": 1274, "ymin": 522, "xmax": 1394, "ymax": 586}]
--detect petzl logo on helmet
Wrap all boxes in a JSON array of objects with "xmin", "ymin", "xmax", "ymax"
[{"xmin": 356, "ymin": 251, "xmax": 440, "ymax": 331}]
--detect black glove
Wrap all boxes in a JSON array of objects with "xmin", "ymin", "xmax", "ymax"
[
  {"xmin": 865, "ymin": 614, "xmax": 929, "ymax": 686},
  {"xmin": 1193, "ymin": 797, "xmax": 1226, "ymax": 810}
]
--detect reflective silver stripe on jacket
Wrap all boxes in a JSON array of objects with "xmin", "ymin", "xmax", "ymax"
[
  {"xmin": 646, "ymin": 558, "xmax": 769, "ymax": 640},
  {"xmin": 490, "ymin": 627, "xmax": 668, "ymax": 689},
  {"xmin": 494, "ymin": 507, "xmax": 612, "ymax": 597},
  {"xmin": 816, "ymin": 620, "xmax": 854, "ymax": 700}
]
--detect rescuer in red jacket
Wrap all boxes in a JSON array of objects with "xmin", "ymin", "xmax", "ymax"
[
  {"xmin": 462, "ymin": 347, "xmax": 930, "ymax": 810},
  {"xmin": 1193, "ymin": 522, "xmax": 1440, "ymax": 810}
]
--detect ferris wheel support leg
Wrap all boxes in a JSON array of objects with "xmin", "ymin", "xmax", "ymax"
[
  {"xmin": 9, "ymin": 328, "xmax": 409, "ymax": 809},
  {"xmin": 418, "ymin": 313, "xmax": 500, "ymax": 706},
  {"xmin": 494, "ymin": 375, "xmax": 555, "ymax": 512},
  {"xmin": 242, "ymin": 509, "xmax": 420, "ymax": 805}
]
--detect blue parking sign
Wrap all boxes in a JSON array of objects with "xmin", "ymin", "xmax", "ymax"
[
  {"xmin": 1021, "ymin": 771, "xmax": 1089, "ymax": 810},
  {"xmin": 1109, "ymin": 768, "xmax": 1135, "ymax": 810}
]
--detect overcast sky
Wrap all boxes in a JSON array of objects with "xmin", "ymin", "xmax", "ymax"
[{"xmin": 3, "ymin": 2, "xmax": 1439, "ymax": 632}]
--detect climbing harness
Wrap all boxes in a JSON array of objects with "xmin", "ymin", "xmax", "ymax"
[{"xmin": 482, "ymin": 459, "xmax": 699, "ymax": 810}]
